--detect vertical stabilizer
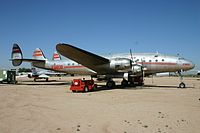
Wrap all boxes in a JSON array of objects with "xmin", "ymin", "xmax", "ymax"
[
  {"xmin": 11, "ymin": 44, "xmax": 23, "ymax": 66},
  {"xmin": 33, "ymin": 48, "xmax": 46, "ymax": 60},
  {"xmin": 52, "ymin": 52, "xmax": 61, "ymax": 60}
]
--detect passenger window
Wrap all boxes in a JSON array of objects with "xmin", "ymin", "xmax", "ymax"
[
  {"xmin": 149, "ymin": 60, "xmax": 151, "ymax": 62},
  {"xmin": 155, "ymin": 59, "xmax": 158, "ymax": 62},
  {"xmin": 162, "ymin": 59, "xmax": 164, "ymax": 62}
]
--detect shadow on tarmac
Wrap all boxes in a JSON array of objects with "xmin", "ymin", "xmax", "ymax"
[{"xmin": 16, "ymin": 80, "xmax": 71, "ymax": 86}]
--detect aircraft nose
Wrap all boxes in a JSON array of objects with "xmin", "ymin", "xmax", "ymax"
[
  {"xmin": 190, "ymin": 61, "xmax": 195, "ymax": 69},
  {"xmin": 183, "ymin": 60, "xmax": 195, "ymax": 70}
]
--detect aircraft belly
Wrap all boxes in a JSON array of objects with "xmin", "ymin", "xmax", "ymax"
[{"xmin": 32, "ymin": 62, "xmax": 46, "ymax": 69}]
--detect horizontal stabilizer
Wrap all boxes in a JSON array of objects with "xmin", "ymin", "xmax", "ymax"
[{"xmin": 11, "ymin": 44, "xmax": 46, "ymax": 67}]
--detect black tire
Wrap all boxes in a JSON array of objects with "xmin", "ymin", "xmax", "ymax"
[
  {"xmin": 179, "ymin": 82, "xmax": 186, "ymax": 88},
  {"xmin": 106, "ymin": 81, "xmax": 115, "ymax": 89},
  {"xmin": 84, "ymin": 86, "xmax": 89, "ymax": 92},
  {"xmin": 121, "ymin": 80, "xmax": 128, "ymax": 87}
]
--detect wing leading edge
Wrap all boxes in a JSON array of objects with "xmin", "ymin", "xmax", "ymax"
[{"xmin": 56, "ymin": 43, "xmax": 110, "ymax": 73}]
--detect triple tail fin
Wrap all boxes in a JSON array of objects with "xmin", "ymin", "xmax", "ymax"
[
  {"xmin": 11, "ymin": 43, "xmax": 23, "ymax": 66},
  {"xmin": 52, "ymin": 52, "xmax": 61, "ymax": 60},
  {"xmin": 33, "ymin": 48, "xmax": 46, "ymax": 60}
]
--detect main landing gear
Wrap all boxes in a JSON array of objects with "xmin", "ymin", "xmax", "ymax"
[
  {"xmin": 121, "ymin": 76, "xmax": 144, "ymax": 88},
  {"xmin": 106, "ymin": 79, "xmax": 116, "ymax": 89},
  {"xmin": 106, "ymin": 76, "xmax": 144, "ymax": 89},
  {"xmin": 178, "ymin": 70, "xmax": 186, "ymax": 88}
]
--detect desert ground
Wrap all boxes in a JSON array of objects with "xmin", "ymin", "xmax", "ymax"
[{"xmin": 0, "ymin": 76, "xmax": 200, "ymax": 133}]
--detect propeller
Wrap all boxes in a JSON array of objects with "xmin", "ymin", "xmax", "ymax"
[
  {"xmin": 129, "ymin": 49, "xmax": 145, "ymax": 78},
  {"xmin": 128, "ymin": 48, "xmax": 145, "ymax": 85},
  {"xmin": 130, "ymin": 49, "xmax": 133, "ymax": 61}
]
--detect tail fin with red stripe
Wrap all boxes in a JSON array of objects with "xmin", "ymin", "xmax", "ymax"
[
  {"xmin": 52, "ymin": 52, "xmax": 61, "ymax": 60},
  {"xmin": 33, "ymin": 48, "xmax": 46, "ymax": 60},
  {"xmin": 11, "ymin": 43, "xmax": 23, "ymax": 66}
]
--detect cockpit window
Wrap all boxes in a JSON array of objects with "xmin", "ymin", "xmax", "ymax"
[{"xmin": 178, "ymin": 57, "xmax": 185, "ymax": 60}]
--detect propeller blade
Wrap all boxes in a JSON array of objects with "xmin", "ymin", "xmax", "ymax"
[{"xmin": 130, "ymin": 49, "xmax": 133, "ymax": 61}]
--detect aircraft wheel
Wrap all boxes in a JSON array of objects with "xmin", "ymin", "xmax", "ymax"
[
  {"xmin": 121, "ymin": 80, "xmax": 128, "ymax": 87},
  {"xmin": 106, "ymin": 81, "xmax": 115, "ymax": 89},
  {"xmin": 179, "ymin": 82, "xmax": 186, "ymax": 88},
  {"xmin": 84, "ymin": 86, "xmax": 89, "ymax": 92}
]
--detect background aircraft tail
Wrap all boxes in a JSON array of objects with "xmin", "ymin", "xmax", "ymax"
[
  {"xmin": 52, "ymin": 52, "xmax": 61, "ymax": 60},
  {"xmin": 33, "ymin": 48, "xmax": 46, "ymax": 60},
  {"xmin": 11, "ymin": 44, "xmax": 23, "ymax": 66}
]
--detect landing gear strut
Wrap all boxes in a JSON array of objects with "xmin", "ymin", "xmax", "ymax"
[
  {"xmin": 121, "ymin": 78, "xmax": 128, "ymax": 87},
  {"xmin": 178, "ymin": 70, "xmax": 186, "ymax": 88},
  {"xmin": 121, "ymin": 75, "xmax": 144, "ymax": 88}
]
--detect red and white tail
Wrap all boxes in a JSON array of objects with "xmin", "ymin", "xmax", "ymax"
[
  {"xmin": 11, "ymin": 43, "xmax": 23, "ymax": 66},
  {"xmin": 33, "ymin": 48, "xmax": 46, "ymax": 60},
  {"xmin": 52, "ymin": 52, "xmax": 61, "ymax": 60}
]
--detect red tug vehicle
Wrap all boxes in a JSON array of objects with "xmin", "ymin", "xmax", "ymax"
[{"xmin": 70, "ymin": 79, "xmax": 97, "ymax": 92}]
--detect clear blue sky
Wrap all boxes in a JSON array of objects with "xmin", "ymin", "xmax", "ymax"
[{"xmin": 0, "ymin": 0, "xmax": 199, "ymax": 70}]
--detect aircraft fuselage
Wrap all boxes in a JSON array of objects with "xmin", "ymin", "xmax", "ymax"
[{"xmin": 32, "ymin": 53, "xmax": 194, "ymax": 76}]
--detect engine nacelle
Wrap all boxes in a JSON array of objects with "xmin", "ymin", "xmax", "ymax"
[
  {"xmin": 129, "ymin": 65, "xmax": 143, "ymax": 77},
  {"xmin": 110, "ymin": 58, "xmax": 132, "ymax": 72},
  {"xmin": 132, "ymin": 65, "xmax": 142, "ymax": 73}
]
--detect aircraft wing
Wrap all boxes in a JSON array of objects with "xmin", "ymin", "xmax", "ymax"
[{"xmin": 56, "ymin": 43, "xmax": 110, "ymax": 73}]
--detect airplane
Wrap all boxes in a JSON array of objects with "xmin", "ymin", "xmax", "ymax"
[
  {"xmin": 197, "ymin": 71, "xmax": 200, "ymax": 76},
  {"xmin": 27, "ymin": 67, "xmax": 66, "ymax": 81},
  {"xmin": 55, "ymin": 43, "xmax": 195, "ymax": 88},
  {"xmin": 11, "ymin": 43, "xmax": 195, "ymax": 88}
]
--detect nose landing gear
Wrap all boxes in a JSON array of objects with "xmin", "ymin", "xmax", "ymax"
[
  {"xmin": 178, "ymin": 70, "xmax": 186, "ymax": 88},
  {"xmin": 179, "ymin": 82, "xmax": 186, "ymax": 88}
]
